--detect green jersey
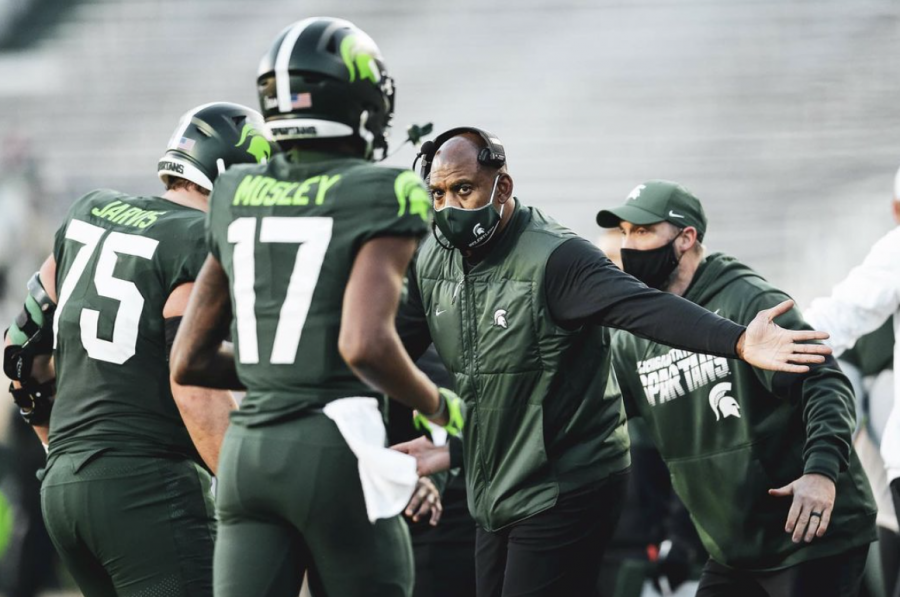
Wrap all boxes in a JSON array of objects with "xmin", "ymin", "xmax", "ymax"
[
  {"xmin": 49, "ymin": 189, "xmax": 207, "ymax": 462},
  {"xmin": 206, "ymin": 152, "xmax": 430, "ymax": 426}
]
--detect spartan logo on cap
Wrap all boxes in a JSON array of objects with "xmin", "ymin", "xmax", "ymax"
[
  {"xmin": 628, "ymin": 184, "xmax": 646, "ymax": 201},
  {"xmin": 493, "ymin": 309, "xmax": 508, "ymax": 329},
  {"xmin": 709, "ymin": 382, "xmax": 741, "ymax": 421}
]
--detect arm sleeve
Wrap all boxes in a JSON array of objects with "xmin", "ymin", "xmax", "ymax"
[
  {"xmin": 396, "ymin": 263, "xmax": 433, "ymax": 363},
  {"xmin": 804, "ymin": 227, "xmax": 900, "ymax": 357},
  {"xmin": 545, "ymin": 238, "xmax": 745, "ymax": 358},
  {"xmin": 748, "ymin": 290, "xmax": 856, "ymax": 483},
  {"xmin": 355, "ymin": 168, "xmax": 431, "ymax": 245},
  {"xmin": 205, "ymin": 187, "xmax": 225, "ymax": 262},
  {"xmin": 169, "ymin": 217, "xmax": 208, "ymax": 291},
  {"xmin": 164, "ymin": 316, "xmax": 182, "ymax": 360},
  {"xmin": 52, "ymin": 220, "xmax": 67, "ymax": 266}
]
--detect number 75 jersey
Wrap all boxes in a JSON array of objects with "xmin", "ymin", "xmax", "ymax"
[
  {"xmin": 206, "ymin": 154, "xmax": 430, "ymax": 426},
  {"xmin": 50, "ymin": 189, "xmax": 208, "ymax": 459}
]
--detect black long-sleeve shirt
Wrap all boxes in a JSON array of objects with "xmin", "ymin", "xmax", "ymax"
[{"xmin": 398, "ymin": 236, "xmax": 745, "ymax": 363}]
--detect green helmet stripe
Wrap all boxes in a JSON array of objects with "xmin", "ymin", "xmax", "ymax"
[{"xmin": 274, "ymin": 18, "xmax": 320, "ymax": 113}]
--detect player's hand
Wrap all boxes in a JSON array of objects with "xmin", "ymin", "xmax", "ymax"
[
  {"xmin": 768, "ymin": 473, "xmax": 836, "ymax": 543},
  {"xmin": 391, "ymin": 436, "xmax": 451, "ymax": 476},
  {"xmin": 404, "ymin": 476, "xmax": 443, "ymax": 526},
  {"xmin": 737, "ymin": 300, "xmax": 831, "ymax": 373}
]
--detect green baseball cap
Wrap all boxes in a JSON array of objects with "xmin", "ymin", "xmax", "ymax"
[{"xmin": 596, "ymin": 180, "xmax": 707, "ymax": 239}]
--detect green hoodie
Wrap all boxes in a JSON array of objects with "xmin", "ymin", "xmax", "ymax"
[{"xmin": 611, "ymin": 253, "xmax": 876, "ymax": 570}]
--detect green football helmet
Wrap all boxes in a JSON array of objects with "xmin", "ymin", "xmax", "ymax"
[
  {"xmin": 157, "ymin": 102, "xmax": 276, "ymax": 192},
  {"xmin": 257, "ymin": 17, "xmax": 395, "ymax": 159}
]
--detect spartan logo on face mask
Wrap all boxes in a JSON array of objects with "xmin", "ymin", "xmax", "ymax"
[
  {"xmin": 493, "ymin": 309, "xmax": 508, "ymax": 329},
  {"xmin": 709, "ymin": 382, "xmax": 741, "ymax": 421},
  {"xmin": 433, "ymin": 174, "xmax": 503, "ymax": 251}
]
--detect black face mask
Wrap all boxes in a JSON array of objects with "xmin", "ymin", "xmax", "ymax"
[{"xmin": 621, "ymin": 238, "xmax": 681, "ymax": 289}]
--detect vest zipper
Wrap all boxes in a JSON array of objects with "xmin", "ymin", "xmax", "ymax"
[
  {"xmin": 462, "ymin": 273, "xmax": 492, "ymax": 512},
  {"xmin": 451, "ymin": 275, "xmax": 465, "ymax": 304}
]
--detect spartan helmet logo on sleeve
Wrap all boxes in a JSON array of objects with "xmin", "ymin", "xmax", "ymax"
[{"xmin": 708, "ymin": 382, "xmax": 741, "ymax": 421}]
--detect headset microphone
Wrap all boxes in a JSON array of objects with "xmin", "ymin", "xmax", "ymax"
[{"xmin": 381, "ymin": 122, "xmax": 434, "ymax": 162}]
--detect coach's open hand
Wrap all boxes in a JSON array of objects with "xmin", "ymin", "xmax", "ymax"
[
  {"xmin": 737, "ymin": 300, "xmax": 831, "ymax": 373},
  {"xmin": 391, "ymin": 436, "xmax": 451, "ymax": 477},
  {"xmin": 768, "ymin": 473, "xmax": 836, "ymax": 543}
]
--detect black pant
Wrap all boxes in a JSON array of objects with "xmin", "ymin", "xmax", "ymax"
[
  {"xmin": 475, "ymin": 470, "xmax": 629, "ymax": 597},
  {"xmin": 891, "ymin": 478, "xmax": 900, "ymax": 597},
  {"xmin": 878, "ymin": 526, "xmax": 900, "ymax": 597},
  {"xmin": 410, "ymin": 477, "xmax": 477, "ymax": 597},
  {"xmin": 696, "ymin": 545, "xmax": 869, "ymax": 597}
]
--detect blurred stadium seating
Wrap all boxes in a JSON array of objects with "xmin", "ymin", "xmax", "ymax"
[{"xmin": 0, "ymin": 0, "xmax": 898, "ymax": 303}]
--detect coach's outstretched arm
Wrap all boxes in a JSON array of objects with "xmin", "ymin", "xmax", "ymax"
[{"xmin": 543, "ymin": 238, "xmax": 831, "ymax": 373}]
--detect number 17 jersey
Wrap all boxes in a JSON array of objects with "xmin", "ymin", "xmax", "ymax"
[{"xmin": 206, "ymin": 153, "xmax": 430, "ymax": 427}]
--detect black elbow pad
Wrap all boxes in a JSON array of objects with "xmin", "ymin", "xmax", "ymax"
[{"xmin": 4, "ymin": 272, "xmax": 56, "ymax": 382}]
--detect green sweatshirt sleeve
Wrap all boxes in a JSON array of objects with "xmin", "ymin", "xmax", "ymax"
[
  {"xmin": 610, "ymin": 331, "xmax": 641, "ymax": 420},
  {"xmin": 741, "ymin": 289, "xmax": 856, "ymax": 483}
]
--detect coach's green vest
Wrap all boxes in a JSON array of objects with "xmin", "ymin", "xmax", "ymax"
[{"xmin": 416, "ymin": 203, "xmax": 630, "ymax": 531}]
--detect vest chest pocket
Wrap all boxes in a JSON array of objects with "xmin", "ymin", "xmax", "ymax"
[
  {"xmin": 423, "ymin": 278, "xmax": 466, "ymax": 373},
  {"xmin": 468, "ymin": 278, "xmax": 542, "ymax": 374}
]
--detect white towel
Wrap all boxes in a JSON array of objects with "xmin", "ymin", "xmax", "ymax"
[{"xmin": 323, "ymin": 397, "xmax": 418, "ymax": 523}]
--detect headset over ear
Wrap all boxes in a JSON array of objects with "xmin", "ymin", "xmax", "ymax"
[{"xmin": 414, "ymin": 126, "xmax": 506, "ymax": 179}]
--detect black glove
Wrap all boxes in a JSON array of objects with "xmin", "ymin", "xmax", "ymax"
[{"xmin": 10, "ymin": 380, "xmax": 55, "ymax": 426}]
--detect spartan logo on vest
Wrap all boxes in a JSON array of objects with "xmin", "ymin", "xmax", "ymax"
[
  {"xmin": 709, "ymin": 382, "xmax": 741, "ymax": 421},
  {"xmin": 493, "ymin": 309, "xmax": 508, "ymax": 329},
  {"xmin": 637, "ymin": 348, "xmax": 731, "ymax": 406}
]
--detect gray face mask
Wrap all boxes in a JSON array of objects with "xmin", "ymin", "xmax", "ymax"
[{"xmin": 433, "ymin": 175, "xmax": 503, "ymax": 251}]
